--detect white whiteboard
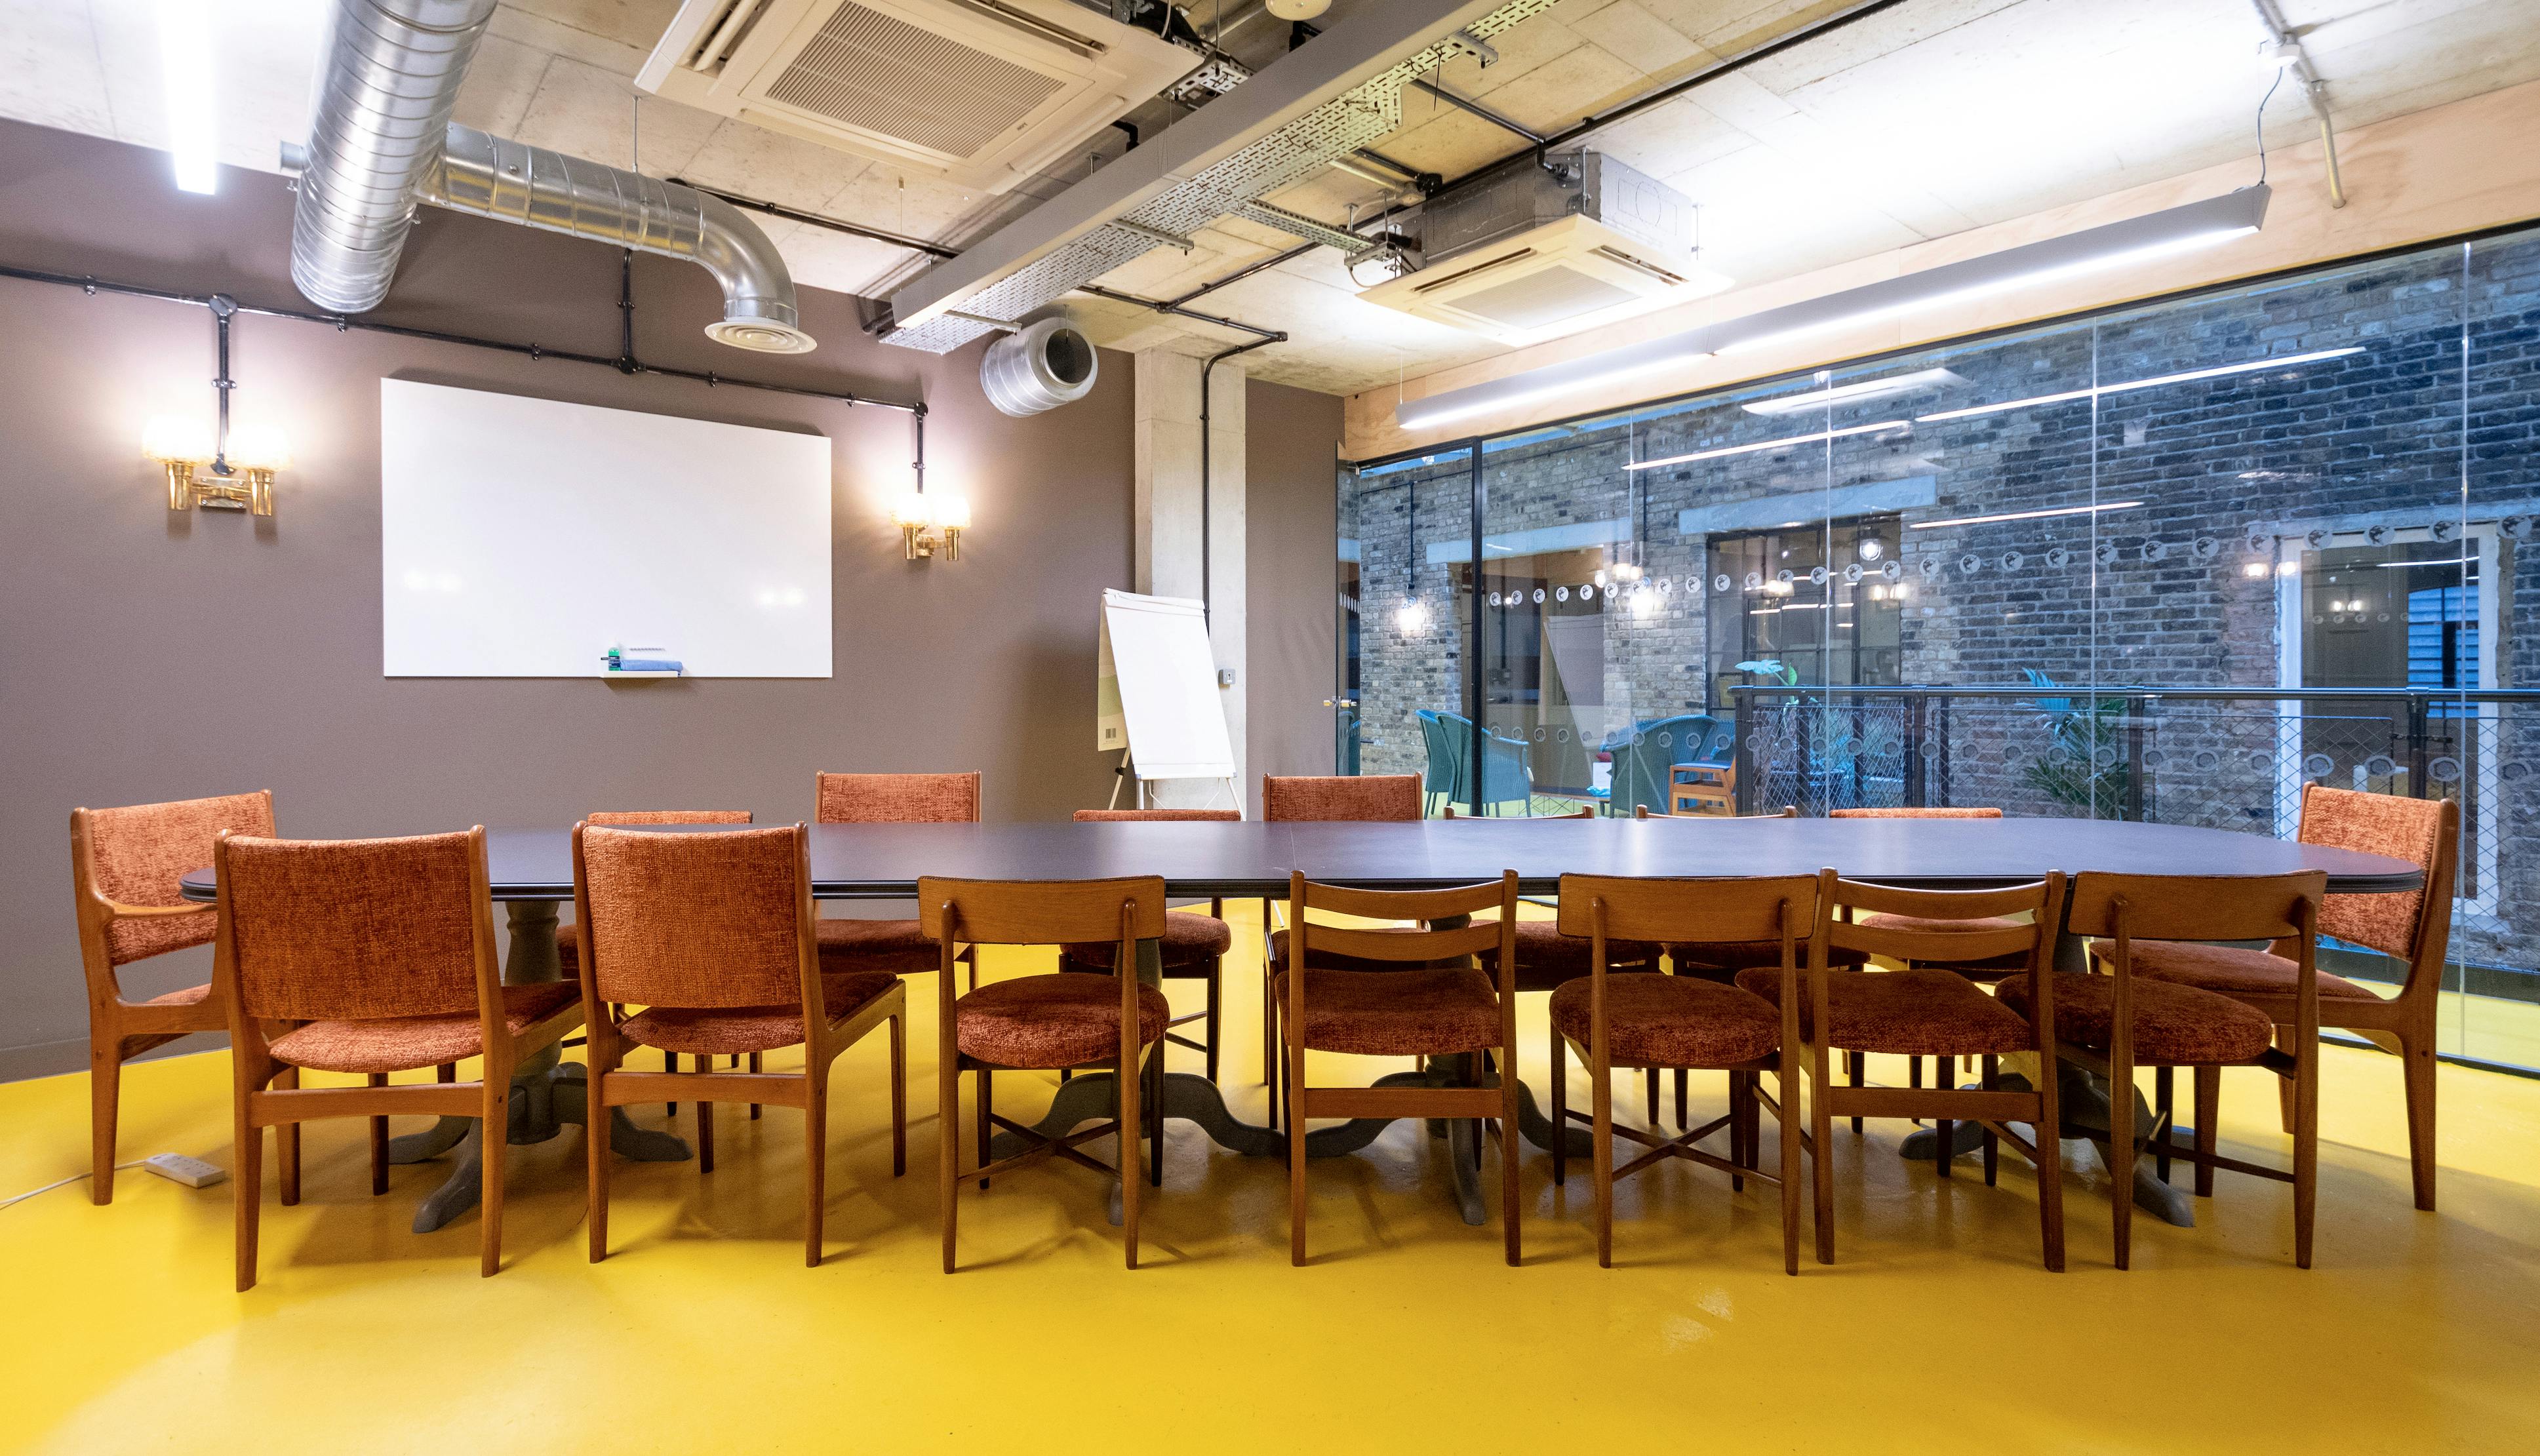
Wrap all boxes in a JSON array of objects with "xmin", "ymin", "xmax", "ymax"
[
  {"xmin": 1098, "ymin": 589, "xmax": 1234, "ymax": 780},
  {"xmin": 380, "ymin": 380, "xmax": 832, "ymax": 678}
]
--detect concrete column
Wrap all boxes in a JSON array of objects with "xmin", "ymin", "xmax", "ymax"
[{"xmin": 1131, "ymin": 347, "xmax": 1246, "ymax": 812}]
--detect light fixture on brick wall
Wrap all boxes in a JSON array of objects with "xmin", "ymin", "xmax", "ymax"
[{"xmin": 1398, "ymin": 187, "xmax": 2274, "ymax": 432}]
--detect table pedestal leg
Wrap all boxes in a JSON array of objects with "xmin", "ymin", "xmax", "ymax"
[{"xmin": 401, "ymin": 900, "xmax": 690, "ymax": 1234}]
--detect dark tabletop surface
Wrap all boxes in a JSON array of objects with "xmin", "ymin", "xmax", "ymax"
[{"xmin": 178, "ymin": 816, "xmax": 2424, "ymax": 902}]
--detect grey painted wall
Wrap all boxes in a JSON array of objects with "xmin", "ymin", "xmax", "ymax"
[
  {"xmin": 1245, "ymin": 378, "xmax": 1343, "ymax": 793},
  {"xmin": 0, "ymin": 121, "xmax": 1174, "ymax": 1076}
]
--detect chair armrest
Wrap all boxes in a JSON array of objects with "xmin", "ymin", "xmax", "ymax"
[{"xmin": 93, "ymin": 895, "xmax": 213, "ymax": 921}]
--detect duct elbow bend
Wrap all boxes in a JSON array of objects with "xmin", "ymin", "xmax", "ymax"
[{"xmin": 694, "ymin": 193, "xmax": 816, "ymax": 355}]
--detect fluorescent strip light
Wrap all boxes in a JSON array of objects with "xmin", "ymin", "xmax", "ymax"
[
  {"xmin": 1908, "ymin": 501, "xmax": 2146, "ymax": 530},
  {"xmin": 1395, "ymin": 187, "xmax": 2272, "ymax": 433},
  {"xmin": 1915, "ymin": 347, "xmax": 2365, "ymax": 423},
  {"xmin": 1742, "ymin": 368, "xmax": 1966, "ymax": 416},
  {"xmin": 1625, "ymin": 419, "xmax": 1909, "ymax": 471},
  {"xmin": 2378, "ymin": 558, "xmax": 2475, "ymax": 568},
  {"xmin": 159, "ymin": 3, "xmax": 216, "ymax": 195}
]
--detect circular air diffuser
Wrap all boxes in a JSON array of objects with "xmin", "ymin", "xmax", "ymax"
[
  {"xmin": 982, "ymin": 318, "xmax": 1098, "ymax": 416},
  {"xmin": 705, "ymin": 319, "xmax": 818, "ymax": 354}
]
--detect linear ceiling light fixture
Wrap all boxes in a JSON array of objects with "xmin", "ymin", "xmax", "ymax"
[
  {"xmin": 1395, "ymin": 186, "xmax": 2272, "ymax": 432},
  {"xmin": 157, "ymin": 1, "xmax": 216, "ymax": 195},
  {"xmin": 1625, "ymin": 419, "xmax": 1909, "ymax": 472},
  {"xmin": 1908, "ymin": 502, "xmax": 2147, "ymax": 530},
  {"xmin": 1913, "ymin": 345, "xmax": 2362, "ymax": 422}
]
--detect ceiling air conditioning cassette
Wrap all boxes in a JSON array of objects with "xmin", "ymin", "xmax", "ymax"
[
  {"xmin": 1358, "ymin": 150, "xmax": 1731, "ymax": 344},
  {"xmin": 639, "ymin": 0, "xmax": 1199, "ymax": 195}
]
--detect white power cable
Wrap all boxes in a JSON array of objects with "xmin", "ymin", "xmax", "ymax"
[{"xmin": 0, "ymin": 1162, "xmax": 145, "ymax": 1212}]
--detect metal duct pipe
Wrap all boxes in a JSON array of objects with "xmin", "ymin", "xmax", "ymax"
[
  {"xmin": 980, "ymin": 319, "xmax": 1099, "ymax": 416},
  {"xmin": 288, "ymin": 0, "xmax": 812, "ymax": 352},
  {"xmin": 424, "ymin": 125, "xmax": 814, "ymax": 353},
  {"xmin": 289, "ymin": 0, "xmax": 498, "ymax": 314}
]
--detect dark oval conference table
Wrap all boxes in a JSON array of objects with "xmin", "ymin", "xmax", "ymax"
[{"xmin": 180, "ymin": 816, "xmax": 2422, "ymax": 1234}]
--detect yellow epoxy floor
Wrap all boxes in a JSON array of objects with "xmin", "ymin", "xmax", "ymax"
[{"xmin": 5, "ymin": 901, "xmax": 2539, "ymax": 1453}]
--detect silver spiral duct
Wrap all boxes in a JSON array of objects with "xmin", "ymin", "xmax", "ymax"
[
  {"xmin": 289, "ymin": 0, "xmax": 497, "ymax": 315},
  {"xmin": 288, "ymin": 0, "xmax": 812, "ymax": 353},
  {"xmin": 424, "ymin": 126, "xmax": 814, "ymax": 353},
  {"xmin": 980, "ymin": 319, "xmax": 1098, "ymax": 416}
]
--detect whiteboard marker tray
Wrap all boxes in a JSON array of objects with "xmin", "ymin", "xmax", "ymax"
[{"xmin": 600, "ymin": 669, "xmax": 683, "ymax": 680}]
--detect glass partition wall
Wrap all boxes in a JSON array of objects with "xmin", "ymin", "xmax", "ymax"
[{"xmin": 1339, "ymin": 224, "xmax": 2540, "ymax": 1072}]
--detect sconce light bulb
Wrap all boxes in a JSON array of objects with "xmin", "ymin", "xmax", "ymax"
[
  {"xmin": 227, "ymin": 422, "xmax": 292, "ymax": 471},
  {"xmin": 931, "ymin": 493, "xmax": 972, "ymax": 531},
  {"xmin": 889, "ymin": 490, "xmax": 932, "ymax": 529},
  {"xmin": 1395, "ymin": 599, "xmax": 1430, "ymax": 634},
  {"xmin": 143, "ymin": 414, "xmax": 213, "ymax": 463}
]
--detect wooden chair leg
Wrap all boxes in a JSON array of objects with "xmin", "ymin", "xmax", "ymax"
[
  {"xmin": 2193, "ymin": 1064, "xmax": 2220, "ymax": 1198},
  {"xmin": 1811, "ymin": 1055, "xmax": 1835, "ymax": 1267},
  {"xmin": 1592, "ymin": 1047, "xmax": 1615, "ymax": 1269},
  {"xmin": 666, "ymin": 1048, "xmax": 677, "ymax": 1117},
  {"xmin": 1777, "ymin": 1055, "xmax": 1801, "ymax": 1277},
  {"xmin": 1728, "ymin": 1070, "xmax": 1747, "ymax": 1193},
  {"xmin": 976, "ymin": 1069, "xmax": 993, "ymax": 1190},
  {"xmin": 1287, "ymin": 1024, "xmax": 1308, "ymax": 1267},
  {"xmin": 750, "ymin": 1052, "xmax": 762, "ymax": 1120},
  {"xmin": 696, "ymin": 1055, "xmax": 715, "ymax": 1175},
  {"xmin": 89, "ymin": 1034, "xmax": 123, "ymax": 1206},
  {"xmin": 1497, "ymin": 1044, "xmax": 1521, "ymax": 1267},
  {"xmin": 889, "ymin": 1012, "xmax": 908, "ymax": 1178},
  {"xmin": 1981, "ymin": 1055, "xmax": 2000, "ymax": 1188},
  {"xmin": 479, "ymin": 1072, "xmax": 508, "ymax": 1278},
  {"xmin": 1120, "ymin": 1044, "xmax": 1143, "ymax": 1270},
  {"xmin": 1643, "ymin": 1067, "xmax": 1658, "ymax": 1127},
  {"xmin": 1147, "ymin": 1043, "xmax": 1164, "ymax": 1189},
  {"xmin": 2274, "ymin": 1025, "xmax": 2299, "ymax": 1133},
  {"xmin": 1674, "ymin": 1067, "xmax": 1688, "ymax": 1132},
  {"xmin": 2154, "ymin": 1065, "xmax": 2174, "ymax": 1183},
  {"xmin": 276, "ymin": 1066, "xmax": 301, "ymax": 1208},
  {"xmin": 1848, "ymin": 1050, "xmax": 1865, "ymax": 1135},
  {"xmin": 233, "ymin": 1105, "xmax": 262, "ymax": 1293},
  {"xmin": 2293, "ymin": 1040, "xmax": 2319, "ymax": 1269},
  {"xmin": 2036, "ymin": 1042, "xmax": 2065, "ymax": 1273},
  {"xmin": 2109, "ymin": 1056, "xmax": 2135, "ymax": 1271},
  {"xmin": 804, "ymin": 1065, "xmax": 828, "ymax": 1267},
  {"xmin": 369, "ymin": 1072, "xmax": 391, "ymax": 1195},
  {"xmin": 2401, "ymin": 1027, "xmax": 2438, "ymax": 1212},
  {"xmin": 587, "ymin": 1053, "xmax": 612, "ymax": 1263},
  {"xmin": 939, "ymin": 1061, "xmax": 961, "ymax": 1275},
  {"xmin": 1934, "ymin": 1099, "xmax": 1953, "ymax": 1181},
  {"xmin": 1204, "ymin": 956, "xmax": 1223, "ymax": 1084},
  {"xmin": 1549, "ymin": 1023, "xmax": 1566, "ymax": 1188}
]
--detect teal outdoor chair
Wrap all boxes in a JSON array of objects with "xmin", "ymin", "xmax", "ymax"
[
  {"xmin": 1608, "ymin": 713, "xmax": 1714, "ymax": 818},
  {"xmin": 1416, "ymin": 710, "xmax": 1467, "ymax": 816}
]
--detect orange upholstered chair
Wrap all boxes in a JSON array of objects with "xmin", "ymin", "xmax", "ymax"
[
  {"xmin": 69, "ymin": 791, "xmax": 273, "ymax": 1204},
  {"xmin": 1553, "ymin": 873, "xmax": 1815, "ymax": 1272},
  {"xmin": 1279, "ymin": 871, "xmax": 1522, "ymax": 1265},
  {"xmin": 1747, "ymin": 871, "xmax": 2069, "ymax": 1269},
  {"xmin": 1257, "ymin": 774, "xmax": 1424, "ymax": 1127},
  {"xmin": 2003, "ymin": 871, "xmax": 2325, "ymax": 1268},
  {"xmin": 922, "ymin": 876, "xmax": 1170, "ymax": 1271},
  {"xmin": 2114, "ymin": 786, "xmax": 2455, "ymax": 1208},
  {"xmin": 1060, "ymin": 810, "xmax": 1237, "ymax": 1080},
  {"xmin": 814, "ymin": 771, "xmax": 980, "ymax": 983},
  {"xmin": 1827, "ymin": 806, "xmax": 2017, "ymax": 1101},
  {"xmin": 553, "ymin": 812, "xmax": 755, "ymax": 1120},
  {"xmin": 572, "ymin": 823, "xmax": 906, "ymax": 1265},
  {"xmin": 214, "ymin": 828, "xmax": 584, "ymax": 1289}
]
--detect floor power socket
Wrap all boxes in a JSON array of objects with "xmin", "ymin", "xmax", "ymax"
[{"xmin": 142, "ymin": 1153, "xmax": 228, "ymax": 1189}]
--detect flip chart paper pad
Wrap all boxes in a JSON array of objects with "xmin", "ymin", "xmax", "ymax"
[
  {"xmin": 1098, "ymin": 589, "xmax": 1234, "ymax": 779},
  {"xmin": 380, "ymin": 379, "xmax": 832, "ymax": 677}
]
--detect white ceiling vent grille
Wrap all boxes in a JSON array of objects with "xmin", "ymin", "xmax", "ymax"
[{"xmin": 639, "ymin": 0, "xmax": 1197, "ymax": 195}]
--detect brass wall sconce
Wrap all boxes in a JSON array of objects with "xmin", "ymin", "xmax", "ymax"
[
  {"xmin": 891, "ymin": 490, "xmax": 970, "ymax": 561},
  {"xmin": 143, "ymin": 294, "xmax": 288, "ymax": 516}
]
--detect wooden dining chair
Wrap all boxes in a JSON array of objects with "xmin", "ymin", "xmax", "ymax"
[
  {"xmin": 1448, "ymin": 806, "xmax": 1667, "ymax": 1123},
  {"xmin": 1280, "ymin": 871, "xmax": 1523, "ymax": 1266},
  {"xmin": 815, "ymin": 771, "xmax": 981, "ymax": 985},
  {"xmin": 572, "ymin": 822, "xmax": 906, "ymax": 1266},
  {"xmin": 922, "ymin": 876, "xmax": 1170, "ymax": 1271},
  {"xmin": 1059, "ymin": 810, "xmax": 1236, "ymax": 1080},
  {"xmin": 69, "ymin": 791, "xmax": 273, "ymax": 1204},
  {"xmin": 1257, "ymin": 774, "xmax": 1423, "ymax": 1129},
  {"xmin": 2118, "ymin": 786, "xmax": 2455, "ymax": 1211},
  {"xmin": 1999, "ymin": 871, "xmax": 2325, "ymax": 1268},
  {"xmin": 1742, "ymin": 871, "xmax": 2068, "ymax": 1269},
  {"xmin": 1826, "ymin": 807, "xmax": 2019, "ymax": 1100},
  {"xmin": 214, "ymin": 827, "xmax": 584, "ymax": 1289},
  {"xmin": 553, "ymin": 811, "xmax": 755, "ymax": 1120},
  {"xmin": 1553, "ymin": 873, "xmax": 1816, "ymax": 1272}
]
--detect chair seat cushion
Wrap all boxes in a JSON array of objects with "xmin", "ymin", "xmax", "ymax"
[
  {"xmin": 1267, "ymin": 927, "xmax": 1470, "ymax": 973},
  {"xmin": 1995, "ymin": 973, "xmax": 2275, "ymax": 1066},
  {"xmin": 1547, "ymin": 975, "xmax": 1780, "ymax": 1068},
  {"xmin": 1732, "ymin": 966, "xmax": 2033, "ymax": 1055},
  {"xmin": 956, "ymin": 973, "xmax": 1170, "ymax": 1069},
  {"xmin": 268, "ymin": 983, "xmax": 581, "ymax": 1074},
  {"xmin": 1477, "ymin": 920, "xmax": 1660, "ymax": 993},
  {"xmin": 2092, "ymin": 940, "xmax": 2381, "ymax": 1000},
  {"xmin": 618, "ymin": 970, "xmax": 901, "ymax": 1056},
  {"xmin": 1665, "ymin": 939, "xmax": 1869, "ymax": 980},
  {"xmin": 814, "ymin": 917, "xmax": 942, "ymax": 976},
  {"xmin": 1061, "ymin": 911, "xmax": 1233, "ymax": 970},
  {"xmin": 1272, "ymin": 968, "xmax": 1503, "ymax": 1057}
]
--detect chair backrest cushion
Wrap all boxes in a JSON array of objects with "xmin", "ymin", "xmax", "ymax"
[
  {"xmin": 578, "ymin": 824, "xmax": 805, "ymax": 1009},
  {"xmin": 814, "ymin": 772, "xmax": 982, "ymax": 823},
  {"xmin": 220, "ymin": 831, "xmax": 480, "ymax": 1021},
  {"xmin": 2300, "ymin": 785, "xmax": 2448, "ymax": 960},
  {"xmin": 1261, "ymin": 774, "xmax": 1421, "ymax": 821},
  {"xmin": 79, "ymin": 791, "xmax": 273, "ymax": 965}
]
